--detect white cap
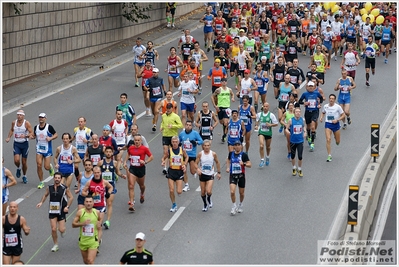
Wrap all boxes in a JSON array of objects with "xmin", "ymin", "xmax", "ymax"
[
  {"xmin": 327, "ymin": 25, "xmax": 331, "ymax": 28},
  {"xmin": 135, "ymin": 232, "xmax": 145, "ymax": 240},
  {"xmin": 152, "ymin": 68, "xmax": 159, "ymax": 73},
  {"xmin": 307, "ymin": 81, "xmax": 315, "ymax": 86},
  {"xmin": 39, "ymin": 113, "xmax": 47, "ymax": 118},
  {"xmin": 299, "ymin": 4, "xmax": 304, "ymax": 7},
  {"xmin": 261, "ymin": 56, "xmax": 267, "ymax": 61}
]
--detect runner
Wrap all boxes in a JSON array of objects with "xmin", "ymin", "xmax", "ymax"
[
  {"xmin": 36, "ymin": 172, "xmax": 74, "ymax": 252},
  {"xmin": 207, "ymin": 58, "xmax": 227, "ymax": 93},
  {"xmin": 253, "ymin": 62, "xmax": 270, "ymax": 113},
  {"xmin": 132, "ymin": 37, "xmax": 146, "ymax": 87},
  {"xmin": 237, "ymin": 69, "xmax": 257, "ymax": 105},
  {"xmin": 144, "ymin": 68, "xmax": 167, "ymax": 132},
  {"xmin": 286, "ymin": 107, "xmax": 307, "ymax": 177},
  {"xmin": 2, "ymin": 160, "xmax": 17, "ymax": 216},
  {"xmin": 226, "ymin": 140, "xmax": 251, "ymax": 216},
  {"xmin": 319, "ymin": 94, "xmax": 345, "ymax": 162},
  {"xmin": 195, "ymin": 101, "xmax": 219, "ymax": 141},
  {"xmin": 84, "ymin": 134, "xmax": 104, "ymax": 167},
  {"xmin": 166, "ymin": 2, "xmax": 177, "ymax": 28},
  {"xmin": 99, "ymin": 125, "xmax": 119, "ymax": 157},
  {"xmin": 116, "ymin": 93, "xmax": 137, "ymax": 135},
  {"xmin": 180, "ymin": 35, "xmax": 194, "ymax": 65},
  {"xmin": 53, "ymin": 133, "xmax": 81, "ymax": 188},
  {"xmin": 160, "ymin": 90, "xmax": 178, "ymax": 115},
  {"xmin": 161, "ymin": 136, "xmax": 188, "ymax": 212},
  {"xmin": 195, "ymin": 140, "xmax": 221, "ymax": 212},
  {"xmin": 334, "ymin": 69, "xmax": 356, "ymax": 130},
  {"xmin": 120, "ymin": 232, "xmax": 154, "ymax": 264},
  {"xmin": 32, "ymin": 113, "xmax": 58, "ymax": 189},
  {"xmin": 255, "ymin": 102, "xmax": 278, "ymax": 167},
  {"xmin": 226, "ymin": 110, "xmax": 246, "ymax": 153},
  {"xmin": 179, "ymin": 121, "xmax": 203, "ymax": 192},
  {"xmin": 200, "ymin": 6, "xmax": 215, "ymax": 52},
  {"xmin": 138, "ymin": 60, "xmax": 154, "ymax": 117},
  {"xmin": 189, "ymin": 42, "xmax": 208, "ymax": 90},
  {"xmin": 166, "ymin": 47, "xmax": 184, "ymax": 92},
  {"xmin": 81, "ymin": 166, "xmax": 113, "ymax": 253},
  {"xmin": 280, "ymin": 102, "xmax": 296, "ymax": 161},
  {"xmin": 380, "ymin": 19, "xmax": 396, "ymax": 64},
  {"xmin": 75, "ymin": 159, "xmax": 94, "ymax": 211},
  {"xmin": 177, "ymin": 72, "xmax": 199, "ymax": 126},
  {"xmin": 109, "ymin": 110, "xmax": 128, "ymax": 170},
  {"xmin": 364, "ymin": 36, "xmax": 379, "ymax": 86},
  {"xmin": 144, "ymin": 41, "xmax": 159, "ymax": 67},
  {"xmin": 239, "ymin": 95, "xmax": 256, "ymax": 153},
  {"xmin": 340, "ymin": 42, "xmax": 360, "ymax": 81},
  {"xmin": 2, "ymin": 201, "xmax": 30, "ymax": 265},
  {"xmin": 72, "ymin": 195, "xmax": 101, "ymax": 264},
  {"xmin": 72, "ymin": 117, "xmax": 93, "ymax": 187},
  {"xmin": 97, "ymin": 146, "xmax": 126, "ymax": 229},
  {"xmin": 5, "ymin": 110, "xmax": 33, "ymax": 184},
  {"xmin": 276, "ymin": 74, "xmax": 297, "ymax": 133}
]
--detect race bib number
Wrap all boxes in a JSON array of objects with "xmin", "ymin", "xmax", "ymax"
[
  {"xmin": 82, "ymin": 224, "xmax": 94, "ymax": 236},
  {"xmin": 275, "ymin": 73, "xmax": 283, "ymax": 80},
  {"xmin": 308, "ymin": 99, "xmax": 316, "ymax": 108},
  {"xmin": 201, "ymin": 127, "xmax": 211, "ymax": 136},
  {"xmin": 49, "ymin": 201, "xmax": 61, "ymax": 214},
  {"xmin": 213, "ymin": 76, "xmax": 221, "ymax": 84},
  {"xmin": 171, "ymin": 155, "xmax": 182, "ymax": 166},
  {"xmin": 240, "ymin": 115, "xmax": 248, "ymax": 125},
  {"xmin": 102, "ymin": 171, "xmax": 112, "ymax": 181},
  {"xmin": 241, "ymin": 89, "xmax": 249, "ymax": 95},
  {"xmin": 60, "ymin": 155, "xmax": 71, "ymax": 164},
  {"xmin": 281, "ymin": 93, "xmax": 289, "ymax": 101},
  {"xmin": 289, "ymin": 47, "xmax": 296, "ymax": 54},
  {"xmin": 260, "ymin": 123, "xmax": 269, "ymax": 132},
  {"xmin": 183, "ymin": 141, "xmax": 193, "ymax": 151},
  {"xmin": 5, "ymin": 233, "xmax": 18, "ymax": 247},
  {"xmin": 93, "ymin": 193, "xmax": 101, "ymax": 204},
  {"xmin": 293, "ymin": 125, "xmax": 302, "ymax": 134},
  {"xmin": 231, "ymin": 162, "xmax": 242, "ymax": 174},
  {"xmin": 229, "ymin": 127, "xmax": 238, "ymax": 138},
  {"xmin": 152, "ymin": 86, "xmax": 161, "ymax": 96},
  {"xmin": 14, "ymin": 133, "xmax": 24, "ymax": 138},
  {"xmin": 37, "ymin": 144, "xmax": 48, "ymax": 153},
  {"xmin": 341, "ymin": 85, "xmax": 349, "ymax": 92},
  {"xmin": 246, "ymin": 46, "xmax": 253, "ymax": 52},
  {"xmin": 90, "ymin": 155, "xmax": 101, "ymax": 165},
  {"xmin": 327, "ymin": 115, "xmax": 335, "ymax": 121},
  {"xmin": 239, "ymin": 64, "xmax": 246, "ymax": 70},
  {"xmin": 290, "ymin": 76, "xmax": 297, "ymax": 84},
  {"xmin": 202, "ymin": 164, "xmax": 212, "ymax": 171},
  {"xmin": 256, "ymin": 79, "xmax": 263, "ymax": 86},
  {"xmin": 130, "ymin": 156, "xmax": 141, "ymax": 166}
]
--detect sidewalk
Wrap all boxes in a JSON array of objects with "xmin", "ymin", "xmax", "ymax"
[{"xmin": 2, "ymin": 7, "xmax": 205, "ymax": 114}]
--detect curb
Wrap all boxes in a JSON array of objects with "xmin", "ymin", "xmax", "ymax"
[{"xmin": 2, "ymin": 17, "xmax": 202, "ymax": 114}]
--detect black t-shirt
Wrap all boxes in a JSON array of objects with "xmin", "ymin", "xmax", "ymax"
[
  {"xmin": 120, "ymin": 248, "xmax": 153, "ymax": 265},
  {"xmin": 306, "ymin": 71, "xmax": 322, "ymax": 81}
]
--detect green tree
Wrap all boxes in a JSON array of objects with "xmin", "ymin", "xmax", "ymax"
[{"xmin": 121, "ymin": 3, "xmax": 152, "ymax": 23}]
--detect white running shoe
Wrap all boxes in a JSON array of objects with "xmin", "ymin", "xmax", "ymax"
[
  {"xmin": 230, "ymin": 205, "xmax": 237, "ymax": 215},
  {"xmin": 202, "ymin": 204, "xmax": 208, "ymax": 212},
  {"xmin": 182, "ymin": 184, "xmax": 190, "ymax": 192},
  {"xmin": 208, "ymin": 200, "xmax": 213, "ymax": 208},
  {"xmin": 51, "ymin": 244, "xmax": 59, "ymax": 252},
  {"xmin": 237, "ymin": 203, "xmax": 243, "ymax": 213}
]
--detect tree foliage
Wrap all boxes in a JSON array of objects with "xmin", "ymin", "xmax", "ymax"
[
  {"xmin": 11, "ymin": 3, "xmax": 27, "ymax": 15},
  {"xmin": 121, "ymin": 3, "xmax": 152, "ymax": 23}
]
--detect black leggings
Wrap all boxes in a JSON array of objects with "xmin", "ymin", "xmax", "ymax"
[{"xmin": 290, "ymin": 142, "xmax": 304, "ymax": 160}]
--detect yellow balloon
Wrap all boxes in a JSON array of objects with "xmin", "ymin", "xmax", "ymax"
[
  {"xmin": 362, "ymin": 13, "xmax": 368, "ymax": 22},
  {"xmin": 360, "ymin": 8, "xmax": 368, "ymax": 15},
  {"xmin": 368, "ymin": 14, "xmax": 375, "ymax": 23},
  {"xmin": 324, "ymin": 2, "xmax": 331, "ymax": 10},
  {"xmin": 331, "ymin": 4, "xmax": 339, "ymax": 13},
  {"xmin": 376, "ymin": 15, "xmax": 385, "ymax": 25},
  {"xmin": 330, "ymin": 2, "xmax": 336, "ymax": 7},
  {"xmin": 371, "ymin": 8, "xmax": 380, "ymax": 17},
  {"xmin": 365, "ymin": 2, "xmax": 373, "ymax": 12}
]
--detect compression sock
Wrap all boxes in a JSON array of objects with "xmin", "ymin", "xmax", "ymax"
[
  {"xmin": 366, "ymin": 72, "xmax": 369, "ymax": 81},
  {"xmin": 311, "ymin": 131, "xmax": 315, "ymax": 143},
  {"xmin": 201, "ymin": 195, "xmax": 207, "ymax": 205},
  {"xmin": 207, "ymin": 194, "xmax": 212, "ymax": 204}
]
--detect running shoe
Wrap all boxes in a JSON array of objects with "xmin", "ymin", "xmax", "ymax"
[
  {"xmin": 298, "ymin": 170, "xmax": 303, "ymax": 177},
  {"xmin": 292, "ymin": 168, "xmax": 297, "ymax": 176},
  {"xmin": 74, "ymin": 184, "xmax": 78, "ymax": 188},
  {"xmin": 172, "ymin": 24, "xmax": 175, "ymax": 28},
  {"xmin": 237, "ymin": 203, "xmax": 243, "ymax": 213},
  {"xmin": 230, "ymin": 204, "xmax": 237, "ymax": 216},
  {"xmin": 334, "ymin": 56, "xmax": 337, "ymax": 61},
  {"xmin": 61, "ymin": 231, "xmax": 66, "ymax": 238},
  {"xmin": 49, "ymin": 164, "xmax": 55, "ymax": 177},
  {"xmin": 152, "ymin": 124, "xmax": 156, "ymax": 132},
  {"xmin": 259, "ymin": 159, "xmax": 265, "ymax": 168},
  {"xmin": 37, "ymin": 182, "xmax": 45, "ymax": 189},
  {"xmin": 340, "ymin": 53, "xmax": 343, "ymax": 57},
  {"xmin": 128, "ymin": 201, "xmax": 135, "ymax": 212},
  {"xmin": 202, "ymin": 204, "xmax": 209, "ymax": 212},
  {"xmin": 366, "ymin": 81, "xmax": 370, "ymax": 86},
  {"xmin": 103, "ymin": 220, "xmax": 110, "ymax": 229},
  {"xmin": 22, "ymin": 176, "xmax": 28, "ymax": 184},
  {"xmin": 310, "ymin": 143, "xmax": 314, "ymax": 152},
  {"xmin": 287, "ymin": 153, "xmax": 291, "ymax": 161},
  {"xmin": 170, "ymin": 203, "xmax": 177, "ymax": 212},
  {"xmin": 115, "ymin": 174, "xmax": 119, "ymax": 182},
  {"xmin": 254, "ymin": 126, "xmax": 258, "ymax": 132},
  {"xmin": 326, "ymin": 155, "xmax": 332, "ymax": 162},
  {"xmin": 265, "ymin": 158, "xmax": 270, "ymax": 166},
  {"xmin": 162, "ymin": 167, "xmax": 167, "ymax": 175},
  {"xmin": 208, "ymin": 200, "xmax": 213, "ymax": 208},
  {"xmin": 342, "ymin": 123, "xmax": 347, "ymax": 130},
  {"xmin": 347, "ymin": 117, "xmax": 351, "ymax": 125},
  {"xmin": 279, "ymin": 125, "xmax": 283, "ymax": 133},
  {"xmin": 51, "ymin": 244, "xmax": 59, "ymax": 252},
  {"xmin": 207, "ymin": 47, "xmax": 210, "ymax": 52},
  {"xmin": 16, "ymin": 168, "xmax": 21, "ymax": 178},
  {"xmin": 140, "ymin": 194, "xmax": 145, "ymax": 204},
  {"xmin": 167, "ymin": 22, "xmax": 171, "ymax": 28},
  {"xmin": 221, "ymin": 134, "xmax": 226, "ymax": 143},
  {"xmin": 307, "ymin": 137, "xmax": 312, "ymax": 146},
  {"xmin": 182, "ymin": 184, "xmax": 190, "ymax": 192},
  {"xmin": 135, "ymin": 82, "xmax": 139, "ymax": 87},
  {"xmin": 198, "ymin": 87, "xmax": 202, "ymax": 95},
  {"xmin": 384, "ymin": 59, "xmax": 388, "ymax": 64}
]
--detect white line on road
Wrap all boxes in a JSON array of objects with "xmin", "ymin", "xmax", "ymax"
[
  {"xmin": 163, "ymin": 207, "xmax": 186, "ymax": 231},
  {"xmin": 43, "ymin": 175, "xmax": 54, "ymax": 183},
  {"xmin": 196, "ymin": 186, "xmax": 200, "ymax": 192}
]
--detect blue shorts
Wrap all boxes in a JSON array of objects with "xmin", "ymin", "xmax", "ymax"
[
  {"xmin": 36, "ymin": 151, "xmax": 52, "ymax": 158},
  {"xmin": 78, "ymin": 153, "xmax": 85, "ymax": 160},
  {"xmin": 3, "ymin": 194, "xmax": 9, "ymax": 204},
  {"xmin": 338, "ymin": 93, "xmax": 350, "ymax": 105},
  {"xmin": 77, "ymin": 194, "xmax": 85, "ymax": 205},
  {"xmin": 13, "ymin": 141, "xmax": 29, "ymax": 158},
  {"xmin": 204, "ymin": 26, "xmax": 214, "ymax": 33},
  {"xmin": 150, "ymin": 97, "xmax": 162, "ymax": 103},
  {"xmin": 325, "ymin": 122, "xmax": 341, "ymax": 132},
  {"xmin": 257, "ymin": 87, "xmax": 267, "ymax": 95},
  {"xmin": 180, "ymin": 102, "xmax": 195, "ymax": 112},
  {"xmin": 323, "ymin": 41, "xmax": 332, "ymax": 51},
  {"xmin": 168, "ymin": 73, "xmax": 180, "ymax": 80},
  {"xmin": 94, "ymin": 206, "xmax": 106, "ymax": 213},
  {"xmin": 245, "ymin": 124, "xmax": 252, "ymax": 133},
  {"xmin": 108, "ymin": 182, "xmax": 117, "ymax": 194},
  {"xmin": 134, "ymin": 62, "xmax": 145, "ymax": 67}
]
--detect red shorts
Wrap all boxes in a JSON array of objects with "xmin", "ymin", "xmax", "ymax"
[{"xmin": 334, "ymin": 36, "xmax": 341, "ymax": 42}]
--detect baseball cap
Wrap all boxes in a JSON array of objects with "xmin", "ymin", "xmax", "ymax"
[
  {"xmin": 135, "ymin": 232, "xmax": 146, "ymax": 240},
  {"xmin": 307, "ymin": 81, "xmax": 315, "ymax": 86},
  {"xmin": 166, "ymin": 103, "xmax": 173, "ymax": 109},
  {"xmin": 233, "ymin": 140, "xmax": 241, "ymax": 145},
  {"xmin": 39, "ymin": 113, "xmax": 47, "ymax": 118},
  {"xmin": 326, "ymin": 25, "xmax": 331, "ymax": 28},
  {"xmin": 244, "ymin": 69, "xmax": 251, "ymax": 74},
  {"xmin": 299, "ymin": 4, "xmax": 304, "ymax": 7},
  {"xmin": 239, "ymin": 29, "xmax": 245, "ymax": 32},
  {"xmin": 152, "ymin": 68, "xmax": 159, "ymax": 73},
  {"xmin": 215, "ymin": 58, "xmax": 221, "ymax": 63},
  {"xmin": 103, "ymin": 125, "xmax": 111, "ymax": 131}
]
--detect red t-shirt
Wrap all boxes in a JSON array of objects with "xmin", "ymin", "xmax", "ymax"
[{"xmin": 127, "ymin": 145, "xmax": 152, "ymax": 167}]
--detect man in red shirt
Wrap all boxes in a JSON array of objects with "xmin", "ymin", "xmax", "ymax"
[{"xmin": 137, "ymin": 60, "xmax": 153, "ymax": 116}]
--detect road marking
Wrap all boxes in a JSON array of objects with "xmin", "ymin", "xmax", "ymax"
[
  {"xmin": 163, "ymin": 207, "xmax": 185, "ymax": 231},
  {"xmin": 196, "ymin": 186, "xmax": 201, "ymax": 192},
  {"xmin": 43, "ymin": 175, "xmax": 54, "ymax": 183}
]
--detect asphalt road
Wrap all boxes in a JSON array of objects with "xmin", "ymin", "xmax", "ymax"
[{"xmin": 2, "ymin": 27, "xmax": 397, "ymax": 265}]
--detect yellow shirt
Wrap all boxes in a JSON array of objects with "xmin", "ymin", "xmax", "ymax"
[{"xmin": 161, "ymin": 112, "xmax": 183, "ymax": 137}]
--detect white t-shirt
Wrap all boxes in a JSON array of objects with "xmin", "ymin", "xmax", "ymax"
[
  {"xmin": 322, "ymin": 103, "xmax": 344, "ymax": 123},
  {"xmin": 179, "ymin": 80, "xmax": 197, "ymax": 104}
]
